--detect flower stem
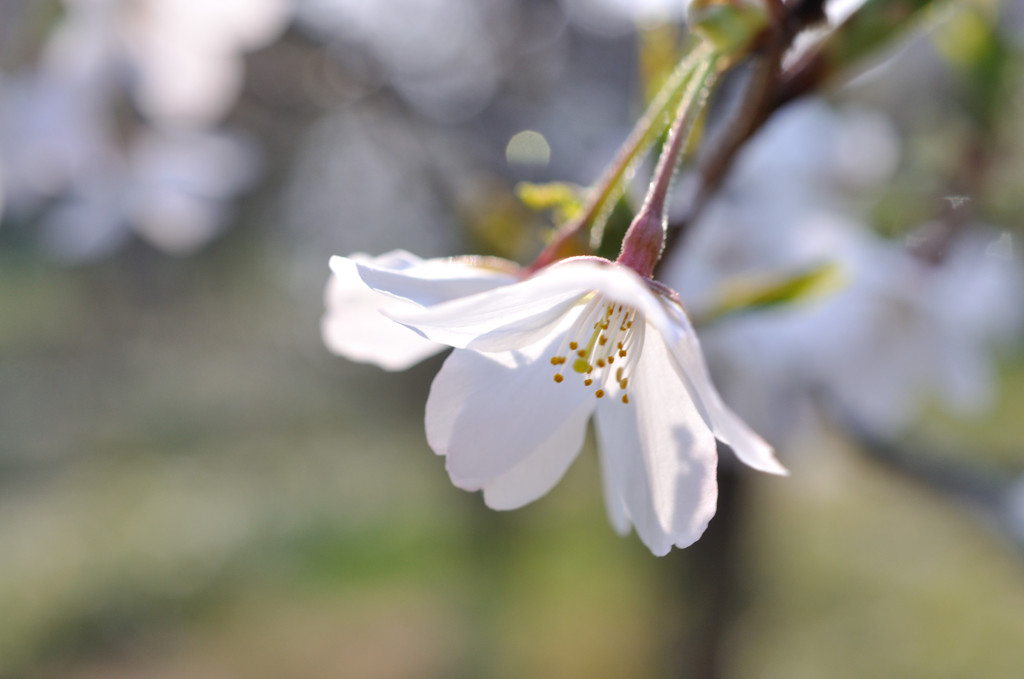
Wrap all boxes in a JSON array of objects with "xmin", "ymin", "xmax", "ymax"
[
  {"xmin": 527, "ymin": 42, "xmax": 716, "ymax": 274},
  {"xmin": 617, "ymin": 52, "xmax": 720, "ymax": 278},
  {"xmin": 643, "ymin": 55, "xmax": 718, "ymax": 224}
]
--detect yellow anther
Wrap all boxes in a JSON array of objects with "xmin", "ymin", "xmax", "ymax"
[
  {"xmin": 621, "ymin": 394, "xmax": 629, "ymax": 404},
  {"xmin": 620, "ymin": 378, "xmax": 628, "ymax": 389},
  {"xmin": 550, "ymin": 356, "xmax": 566, "ymax": 365},
  {"xmin": 619, "ymin": 349, "xmax": 627, "ymax": 358},
  {"xmin": 599, "ymin": 336, "xmax": 607, "ymax": 346},
  {"xmin": 607, "ymin": 356, "xmax": 615, "ymax": 364},
  {"xmin": 584, "ymin": 378, "xmax": 593, "ymax": 386},
  {"xmin": 596, "ymin": 359, "xmax": 606, "ymax": 368},
  {"xmin": 595, "ymin": 389, "xmax": 605, "ymax": 398},
  {"xmin": 553, "ymin": 374, "xmax": 564, "ymax": 383},
  {"xmin": 569, "ymin": 341, "xmax": 578, "ymax": 350}
]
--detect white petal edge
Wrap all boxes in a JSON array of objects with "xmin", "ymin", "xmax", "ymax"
[
  {"xmin": 387, "ymin": 259, "xmax": 681, "ymax": 353},
  {"xmin": 349, "ymin": 253, "xmax": 520, "ymax": 308},
  {"xmin": 658, "ymin": 301, "xmax": 789, "ymax": 476},
  {"xmin": 321, "ymin": 260, "xmax": 445, "ymax": 371}
]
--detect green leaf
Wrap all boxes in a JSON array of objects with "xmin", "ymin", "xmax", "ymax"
[
  {"xmin": 515, "ymin": 182, "xmax": 584, "ymax": 225},
  {"xmin": 693, "ymin": 262, "xmax": 845, "ymax": 325}
]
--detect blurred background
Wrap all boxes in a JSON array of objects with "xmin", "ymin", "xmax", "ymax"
[{"xmin": 2, "ymin": 0, "xmax": 1024, "ymax": 677}]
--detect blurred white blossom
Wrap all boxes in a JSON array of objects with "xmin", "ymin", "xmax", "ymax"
[
  {"xmin": 0, "ymin": 0, "xmax": 290, "ymax": 259},
  {"xmin": 122, "ymin": 0, "xmax": 289, "ymax": 125},
  {"xmin": 296, "ymin": 0, "xmax": 507, "ymax": 121},
  {"xmin": 667, "ymin": 99, "xmax": 1024, "ymax": 442}
]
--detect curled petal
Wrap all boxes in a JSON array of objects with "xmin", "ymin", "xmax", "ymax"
[
  {"xmin": 323, "ymin": 251, "xmax": 519, "ymax": 371},
  {"xmin": 389, "ymin": 259, "xmax": 678, "ymax": 352},
  {"xmin": 386, "ymin": 271, "xmax": 589, "ymax": 351},
  {"xmin": 321, "ymin": 257, "xmax": 444, "ymax": 371},
  {"xmin": 349, "ymin": 253, "xmax": 520, "ymax": 308}
]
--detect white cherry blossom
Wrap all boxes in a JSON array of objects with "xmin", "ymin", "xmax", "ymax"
[{"xmin": 358, "ymin": 256, "xmax": 786, "ymax": 555}]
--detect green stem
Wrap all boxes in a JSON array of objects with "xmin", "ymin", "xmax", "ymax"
[
  {"xmin": 638, "ymin": 53, "xmax": 719, "ymax": 225},
  {"xmin": 617, "ymin": 53, "xmax": 721, "ymax": 278},
  {"xmin": 527, "ymin": 42, "xmax": 716, "ymax": 273}
]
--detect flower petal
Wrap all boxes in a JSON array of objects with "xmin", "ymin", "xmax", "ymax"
[
  {"xmin": 321, "ymin": 258, "xmax": 445, "ymax": 371},
  {"xmin": 657, "ymin": 300, "xmax": 789, "ymax": 476},
  {"xmin": 349, "ymin": 253, "xmax": 520, "ymax": 308},
  {"xmin": 323, "ymin": 251, "xmax": 519, "ymax": 371},
  {"xmin": 388, "ymin": 259, "xmax": 680, "ymax": 352},
  {"xmin": 425, "ymin": 330, "xmax": 594, "ymax": 488},
  {"xmin": 594, "ymin": 327, "xmax": 719, "ymax": 556},
  {"xmin": 479, "ymin": 403, "xmax": 592, "ymax": 510}
]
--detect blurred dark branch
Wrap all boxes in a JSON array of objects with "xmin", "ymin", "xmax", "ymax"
[
  {"xmin": 677, "ymin": 457, "xmax": 748, "ymax": 679},
  {"xmin": 662, "ymin": 0, "xmax": 944, "ymax": 258},
  {"xmin": 659, "ymin": 444, "xmax": 748, "ymax": 679}
]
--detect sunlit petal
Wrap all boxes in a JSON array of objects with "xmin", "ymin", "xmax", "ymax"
[
  {"xmin": 425, "ymin": 333, "xmax": 594, "ymax": 486},
  {"xmin": 385, "ymin": 270, "xmax": 589, "ymax": 350},
  {"xmin": 349, "ymin": 252, "xmax": 520, "ymax": 308},
  {"xmin": 595, "ymin": 328, "xmax": 719, "ymax": 556},
  {"xmin": 480, "ymin": 403, "xmax": 592, "ymax": 510},
  {"xmin": 321, "ymin": 258, "xmax": 443, "ymax": 371},
  {"xmin": 388, "ymin": 259, "xmax": 674, "ymax": 352},
  {"xmin": 658, "ymin": 300, "xmax": 788, "ymax": 475}
]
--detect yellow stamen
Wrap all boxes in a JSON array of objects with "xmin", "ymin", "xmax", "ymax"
[{"xmin": 551, "ymin": 296, "xmax": 640, "ymax": 407}]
